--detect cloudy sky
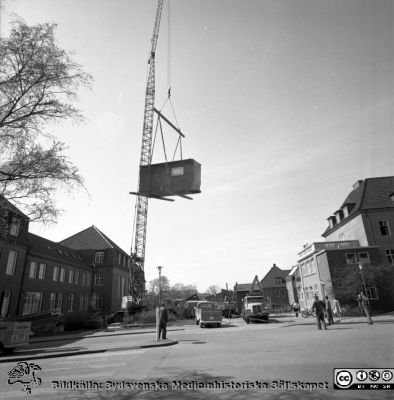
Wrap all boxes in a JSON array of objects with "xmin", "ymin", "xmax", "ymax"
[{"xmin": 2, "ymin": 0, "xmax": 393, "ymax": 291}]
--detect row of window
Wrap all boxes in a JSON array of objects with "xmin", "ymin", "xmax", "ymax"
[
  {"xmin": 3, "ymin": 250, "xmax": 93, "ymax": 286},
  {"xmin": 345, "ymin": 252, "xmax": 370, "ymax": 264},
  {"xmin": 0, "ymin": 289, "xmax": 92, "ymax": 317},
  {"xmin": 22, "ymin": 291, "xmax": 91, "ymax": 315},
  {"xmin": 300, "ymin": 259, "xmax": 317, "ymax": 276},
  {"xmin": 94, "ymin": 250, "xmax": 131, "ymax": 268}
]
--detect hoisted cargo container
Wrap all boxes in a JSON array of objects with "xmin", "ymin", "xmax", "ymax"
[{"xmin": 139, "ymin": 159, "xmax": 201, "ymax": 198}]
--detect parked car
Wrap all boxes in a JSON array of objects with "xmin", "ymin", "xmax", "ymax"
[{"xmin": 195, "ymin": 301, "xmax": 222, "ymax": 328}]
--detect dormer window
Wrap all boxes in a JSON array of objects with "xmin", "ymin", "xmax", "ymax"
[
  {"xmin": 327, "ymin": 216, "xmax": 336, "ymax": 229},
  {"xmin": 9, "ymin": 218, "xmax": 21, "ymax": 236},
  {"xmin": 334, "ymin": 210, "xmax": 344, "ymax": 224}
]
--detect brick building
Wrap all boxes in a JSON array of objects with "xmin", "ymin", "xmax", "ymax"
[
  {"xmin": 59, "ymin": 226, "xmax": 137, "ymax": 316},
  {"xmin": 260, "ymin": 264, "xmax": 290, "ymax": 309},
  {"xmin": 1, "ymin": 196, "xmax": 144, "ymax": 327}
]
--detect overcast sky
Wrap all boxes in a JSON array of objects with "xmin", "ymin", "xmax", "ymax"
[{"xmin": 2, "ymin": 0, "xmax": 393, "ymax": 292}]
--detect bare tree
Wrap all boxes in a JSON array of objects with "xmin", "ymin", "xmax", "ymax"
[
  {"xmin": 0, "ymin": 21, "xmax": 92, "ymax": 226},
  {"xmin": 206, "ymin": 285, "xmax": 221, "ymax": 296}
]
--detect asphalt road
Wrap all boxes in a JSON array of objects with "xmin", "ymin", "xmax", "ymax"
[{"xmin": 0, "ymin": 318, "xmax": 393, "ymax": 400}]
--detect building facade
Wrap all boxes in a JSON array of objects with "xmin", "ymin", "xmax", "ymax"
[
  {"xmin": 59, "ymin": 226, "xmax": 137, "ymax": 316},
  {"xmin": 260, "ymin": 264, "xmax": 290, "ymax": 309},
  {"xmin": 322, "ymin": 177, "xmax": 394, "ymax": 266},
  {"xmin": 1, "ymin": 197, "xmax": 143, "ymax": 327}
]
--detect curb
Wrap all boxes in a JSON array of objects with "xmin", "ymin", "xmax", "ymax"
[
  {"xmin": 0, "ymin": 340, "xmax": 178, "ymax": 364},
  {"xmin": 29, "ymin": 328, "xmax": 185, "ymax": 344}
]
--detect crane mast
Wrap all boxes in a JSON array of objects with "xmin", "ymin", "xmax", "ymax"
[{"xmin": 130, "ymin": 0, "xmax": 164, "ymax": 299}]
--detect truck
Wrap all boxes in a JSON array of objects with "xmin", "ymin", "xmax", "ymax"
[
  {"xmin": 195, "ymin": 301, "xmax": 222, "ymax": 328},
  {"xmin": 242, "ymin": 295, "xmax": 270, "ymax": 323},
  {"xmin": 0, "ymin": 320, "xmax": 31, "ymax": 354},
  {"xmin": 106, "ymin": 296, "xmax": 148, "ymax": 325}
]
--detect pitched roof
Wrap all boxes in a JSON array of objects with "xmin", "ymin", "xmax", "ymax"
[
  {"xmin": 59, "ymin": 225, "xmax": 128, "ymax": 254},
  {"xmin": 0, "ymin": 195, "xmax": 29, "ymax": 219},
  {"xmin": 323, "ymin": 176, "xmax": 394, "ymax": 236},
  {"xmin": 235, "ymin": 276, "xmax": 263, "ymax": 292},
  {"xmin": 27, "ymin": 233, "xmax": 88, "ymax": 267},
  {"xmin": 261, "ymin": 264, "xmax": 290, "ymax": 287}
]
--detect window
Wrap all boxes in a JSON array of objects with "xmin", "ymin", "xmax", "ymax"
[
  {"xmin": 9, "ymin": 218, "xmax": 21, "ymax": 236},
  {"xmin": 118, "ymin": 252, "xmax": 122, "ymax": 265},
  {"xmin": 86, "ymin": 273, "xmax": 91, "ymax": 286},
  {"xmin": 22, "ymin": 292, "xmax": 42, "ymax": 315},
  {"xmin": 171, "ymin": 166, "xmax": 184, "ymax": 176},
  {"xmin": 366, "ymin": 287, "xmax": 378, "ymax": 300},
  {"xmin": 59, "ymin": 268, "xmax": 66, "ymax": 282},
  {"xmin": 5, "ymin": 250, "xmax": 18, "ymax": 275},
  {"xmin": 84, "ymin": 294, "xmax": 89, "ymax": 310},
  {"xmin": 121, "ymin": 277, "xmax": 125, "ymax": 297},
  {"xmin": 358, "ymin": 252, "xmax": 370, "ymax": 263},
  {"xmin": 274, "ymin": 277, "xmax": 283, "ymax": 285},
  {"xmin": 386, "ymin": 249, "xmax": 394, "ymax": 265},
  {"xmin": 278, "ymin": 288, "xmax": 286, "ymax": 297},
  {"xmin": 123, "ymin": 255, "xmax": 126, "ymax": 267},
  {"xmin": 345, "ymin": 253, "xmax": 356, "ymax": 264},
  {"xmin": 57, "ymin": 293, "xmax": 63, "ymax": 310},
  {"xmin": 94, "ymin": 274, "xmax": 104, "ymax": 286},
  {"xmin": 81, "ymin": 273, "xmax": 86, "ymax": 286},
  {"xmin": 68, "ymin": 270, "xmax": 74, "ymax": 284},
  {"xmin": 29, "ymin": 261, "xmax": 38, "ymax": 278},
  {"xmin": 338, "ymin": 233, "xmax": 345, "ymax": 241},
  {"xmin": 74, "ymin": 271, "xmax": 79, "ymax": 284},
  {"xmin": 0, "ymin": 290, "xmax": 11, "ymax": 318},
  {"xmin": 92, "ymin": 293, "xmax": 102, "ymax": 310},
  {"xmin": 310, "ymin": 259, "xmax": 316, "ymax": 273},
  {"xmin": 95, "ymin": 251, "xmax": 104, "ymax": 264},
  {"xmin": 67, "ymin": 293, "xmax": 74, "ymax": 312},
  {"xmin": 38, "ymin": 263, "xmax": 46, "ymax": 279},
  {"xmin": 49, "ymin": 293, "xmax": 56, "ymax": 310},
  {"xmin": 379, "ymin": 220, "xmax": 391, "ymax": 236},
  {"xmin": 53, "ymin": 266, "xmax": 59, "ymax": 281}
]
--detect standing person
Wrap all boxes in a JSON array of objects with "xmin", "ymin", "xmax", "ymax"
[
  {"xmin": 358, "ymin": 292, "xmax": 373, "ymax": 325},
  {"xmin": 332, "ymin": 298, "xmax": 342, "ymax": 321},
  {"xmin": 324, "ymin": 296, "xmax": 334, "ymax": 325},
  {"xmin": 311, "ymin": 295, "xmax": 327, "ymax": 330},
  {"xmin": 158, "ymin": 302, "xmax": 169, "ymax": 339},
  {"xmin": 292, "ymin": 302, "xmax": 300, "ymax": 317}
]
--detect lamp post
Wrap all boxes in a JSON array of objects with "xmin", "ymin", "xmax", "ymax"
[
  {"xmin": 157, "ymin": 266, "xmax": 163, "ymax": 306},
  {"xmin": 358, "ymin": 263, "xmax": 368, "ymax": 295},
  {"xmin": 358, "ymin": 262, "xmax": 371, "ymax": 311}
]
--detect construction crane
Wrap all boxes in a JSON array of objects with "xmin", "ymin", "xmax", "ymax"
[
  {"xmin": 129, "ymin": 1, "xmax": 200, "ymax": 304},
  {"xmin": 129, "ymin": 0, "xmax": 164, "ymax": 302}
]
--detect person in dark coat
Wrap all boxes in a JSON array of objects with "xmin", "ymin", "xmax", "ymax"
[
  {"xmin": 358, "ymin": 292, "xmax": 373, "ymax": 325},
  {"xmin": 159, "ymin": 302, "xmax": 169, "ymax": 339},
  {"xmin": 324, "ymin": 296, "xmax": 334, "ymax": 325},
  {"xmin": 292, "ymin": 302, "xmax": 300, "ymax": 317},
  {"xmin": 311, "ymin": 295, "xmax": 327, "ymax": 330}
]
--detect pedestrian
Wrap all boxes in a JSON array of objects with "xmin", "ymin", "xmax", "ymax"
[
  {"xmin": 158, "ymin": 302, "xmax": 169, "ymax": 339},
  {"xmin": 324, "ymin": 296, "xmax": 334, "ymax": 325},
  {"xmin": 332, "ymin": 298, "xmax": 342, "ymax": 321},
  {"xmin": 358, "ymin": 292, "xmax": 373, "ymax": 325},
  {"xmin": 311, "ymin": 294, "xmax": 327, "ymax": 330},
  {"xmin": 292, "ymin": 301, "xmax": 300, "ymax": 317}
]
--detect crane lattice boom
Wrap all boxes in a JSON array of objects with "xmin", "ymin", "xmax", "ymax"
[{"xmin": 130, "ymin": 0, "xmax": 164, "ymax": 300}]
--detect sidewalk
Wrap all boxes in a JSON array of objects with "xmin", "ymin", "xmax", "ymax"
[
  {"xmin": 0, "ymin": 324, "xmax": 184, "ymax": 364},
  {"xmin": 274, "ymin": 311, "xmax": 394, "ymax": 327}
]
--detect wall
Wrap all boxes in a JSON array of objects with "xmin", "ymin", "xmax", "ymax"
[{"xmin": 324, "ymin": 214, "xmax": 368, "ymax": 245}]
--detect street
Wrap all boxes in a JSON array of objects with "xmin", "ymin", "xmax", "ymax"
[{"xmin": 0, "ymin": 318, "xmax": 393, "ymax": 400}]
